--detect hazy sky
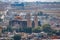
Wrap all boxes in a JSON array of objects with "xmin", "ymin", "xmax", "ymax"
[
  {"xmin": 0, "ymin": 0, "xmax": 60, "ymax": 2},
  {"xmin": 23, "ymin": 0, "xmax": 60, "ymax": 2}
]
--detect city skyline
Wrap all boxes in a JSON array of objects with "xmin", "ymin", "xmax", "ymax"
[{"xmin": 0, "ymin": 0, "xmax": 60, "ymax": 2}]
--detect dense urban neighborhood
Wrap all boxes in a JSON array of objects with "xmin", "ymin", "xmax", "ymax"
[{"xmin": 0, "ymin": 1, "xmax": 60, "ymax": 40}]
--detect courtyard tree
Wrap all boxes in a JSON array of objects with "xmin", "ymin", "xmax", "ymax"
[
  {"xmin": 13, "ymin": 34, "xmax": 21, "ymax": 40},
  {"xmin": 23, "ymin": 27, "xmax": 32, "ymax": 33},
  {"xmin": 38, "ymin": 11, "xmax": 43, "ymax": 16},
  {"xmin": 6, "ymin": 25, "xmax": 13, "ymax": 32},
  {"xmin": 32, "ymin": 26, "xmax": 41, "ymax": 33},
  {"xmin": 0, "ymin": 18, "xmax": 3, "ymax": 22},
  {"xmin": 55, "ymin": 30, "xmax": 60, "ymax": 36}
]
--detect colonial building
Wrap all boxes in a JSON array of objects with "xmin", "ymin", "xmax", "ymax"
[{"xmin": 0, "ymin": 2, "xmax": 60, "ymax": 29}]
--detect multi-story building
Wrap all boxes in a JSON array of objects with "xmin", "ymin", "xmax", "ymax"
[{"xmin": 0, "ymin": 2, "xmax": 60, "ymax": 30}]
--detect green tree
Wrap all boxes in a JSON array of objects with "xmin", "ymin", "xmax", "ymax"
[
  {"xmin": 19, "ymin": 27, "xmax": 32, "ymax": 33},
  {"xmin": 0, "ymin": 14, "xmax": 2, "ymax": 16},
  {"xmin": 19, "ymin": 27, "xmax": 23, "ymax": 32},
  {"xmin": 2, "ymin": 26, "xmax": 12, "ymax": 33},
  {"xmin": 0, "ymin": 18, "xmax": 3, "ymax": 22},
  {"xmin": 23, "ymin": 27, "xmax": 32, "ymax": 33},
  {"xmin": 42, "ymin": 24, "xmax": 53, "ymax": 36},
  {"xmin": 13, "ymin": 34, "xmax": 21, "ymax": 40},
  {"xmin": 42, "ymin": 24, "xmax": 51, "ymax": 28},
  {"xmin": 2, "ymin": 28, "xmax": 7, "ymax": 33},
  {"xmin": 38, "ymin": 11, "xmax": 43, "ymax": 16},
  {"xmin": 55, "ymin": 30, "xmax": 60, "ymax": 36},
  {"xmin": 43, "ymin": 26, "xmax": 52, "ymax": 33},
  {"xmin": 32, "ymin": 26, "xmax": 41, "ymax": 33},
  {"xmin": 6, "ymin": 25, "xmax": 13, "ymax": 32},
  {"xmin": 42, "ymin": 24, "xmax": 60, "ymax": 36}
]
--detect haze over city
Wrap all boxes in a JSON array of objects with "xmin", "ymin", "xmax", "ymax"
[
  {"xmin": 0, "ymin": 0, "xmax": 60, "ymax": 2},
  {"xmin": 0, "ymin": 0, "xmax": 60, "ymax": 40}
]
